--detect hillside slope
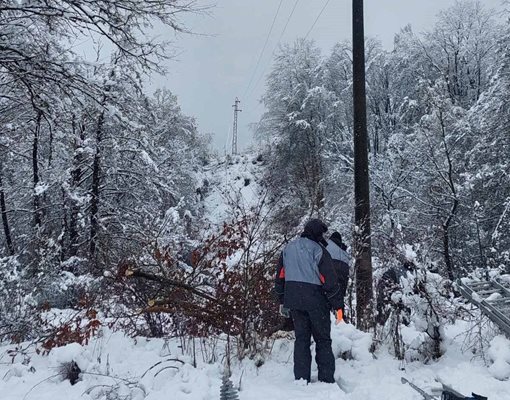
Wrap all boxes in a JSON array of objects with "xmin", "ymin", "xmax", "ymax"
[{"xmin": 200, "ymin": 153, "xmax": 265, "ymax": 229}]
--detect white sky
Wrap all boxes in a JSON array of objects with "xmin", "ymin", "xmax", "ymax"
[{"xmin": 146, "ymin": 0, "xmax": 504, "ymax": 152}]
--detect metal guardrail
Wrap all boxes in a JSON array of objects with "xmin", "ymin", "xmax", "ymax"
[{"xmin": 457, "ymin": 279, "xmax": 510, "ymax": 338}]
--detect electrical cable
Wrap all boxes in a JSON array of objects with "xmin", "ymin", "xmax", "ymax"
[
  {"xmin": 275, "ymin": 0, "xmax": 301, "ymax": 51},
  {"xmin": 246, "ymin": 0, "xmax": 301, "ymax": 100},
  {"xmin": 304, "ymin": 0, "xmax": 331, "ymax": 39},
  {"xmin": 242, "ymin": 0, "xmax": 284, "ymax": 99}
]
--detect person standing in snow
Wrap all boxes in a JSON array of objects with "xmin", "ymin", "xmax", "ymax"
[
  {"xmin": 274, "ymin": 219, "xmax": 344, "ymax": 384},
  {"xmin": 325, "ymin": 232, "xmax": 350, "ymax": 317}
]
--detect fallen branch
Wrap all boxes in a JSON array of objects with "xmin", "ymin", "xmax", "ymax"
[
  {"xmin": 141, "ymin": 358, "xmax": 185, "ymax": 379},
  {"xmin": 126, "ymin": 268, "xmax": 218, "ymax": 303}
]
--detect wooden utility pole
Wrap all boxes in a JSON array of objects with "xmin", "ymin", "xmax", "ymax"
[{"xmin": 352, "ymin": 0, "xmax": 373, "ymax": 331}]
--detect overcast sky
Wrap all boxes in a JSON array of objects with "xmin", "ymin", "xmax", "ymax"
[{"xmin": 147, "ymin": 0, "xmax": 503, "ymax": 152}]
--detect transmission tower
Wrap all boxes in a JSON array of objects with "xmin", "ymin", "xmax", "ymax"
[{"xmin": 231, "ymin": 97, "xmax": 242, "ymax": 155}]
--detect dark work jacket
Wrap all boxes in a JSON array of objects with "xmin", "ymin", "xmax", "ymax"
[
  {"xmin": 325, "ymin": 239, "xmax": 350, "ymax": 302},
  {"xmin": 274, "ymin": 237, "xmax": 344, "ymax": 311}
]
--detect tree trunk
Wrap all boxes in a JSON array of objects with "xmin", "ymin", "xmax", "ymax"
[
  {"xmin": 89, "ymin": 62, "xmax": 117, "ymax": 266},
  {"xmin": 442, "ymin": 222, "xmax": 455, "ymax": 281},
  {"xmin": 89, "ymin": 109, "xmax": 105, "ymax": 265},
  {"xmin": 68, "ymin": 115, "xmax": 86, "ymax": 258},
  {"xmin": 33, "ymin": 111, "xmax": 43, "ymax": 228},
  {"xmin": 0, "ymin": 161, "xmax": 14, "ymax": 255},
  {"xmin": 439, "ymin": 112, "xmax": 459, "ymax": 281},
  {"xmin": 475, "ymin": 216, "xmax": 487, "ymax": 280},
  {"xmin": 352, "ymin": 0, "xmax": 374, "ymax": 331}
]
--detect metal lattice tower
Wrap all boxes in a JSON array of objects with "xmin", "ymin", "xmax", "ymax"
[{"xmin": 231, "ymin": 97, "xmax": 242, "ymax": 155}]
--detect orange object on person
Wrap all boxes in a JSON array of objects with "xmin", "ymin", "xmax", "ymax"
[{"xmin": 336, "ymin": 309, "xmax": 343, "ymax": 323}]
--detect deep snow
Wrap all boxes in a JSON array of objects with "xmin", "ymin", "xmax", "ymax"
[{"xmin": 1, "ymin": 319, "xmax": 509, "ymax": 400}]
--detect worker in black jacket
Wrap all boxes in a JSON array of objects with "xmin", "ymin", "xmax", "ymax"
[
  {"xmin": 325, "ymin": 231, "xmax": 350, "ymax": 310},
  {"xmin": 274, "ymin": 219, "xmax": 343, "ymax": 384}
]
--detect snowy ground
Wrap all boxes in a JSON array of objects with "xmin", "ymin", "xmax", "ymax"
[
  {"xmin": 201, "ymin": 154, "xmax": 263, "ymax": 228},
  {"xmin": 2, "ymin": 319, "xmax": 509, "ymax": 400}
]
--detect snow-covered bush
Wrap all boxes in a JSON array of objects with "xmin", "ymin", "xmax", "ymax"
[
  {"xmin": 0, "ymin": 254, "xmax": 103, "ymax": 351},
  {"xmin": 119, "ymin": 204, "xmax": 284, "ymax": 359},
  {"xmin": 488, "ymin": 335, "xmax": 510, "ymax": 381},
  {"xmin": 0, "ymin": 257, "xmax": 37, "ymax": 342},
  {"xmin": 35, "ymin": 270, "xmax": 99, "ymax": 310},
  {"xmin": 332, "ymin": 322, "xmax": 373, "ymax": 362},
  {"xmin": 374, "ymin": 245, "xmax": 452, "ymax": 362}
]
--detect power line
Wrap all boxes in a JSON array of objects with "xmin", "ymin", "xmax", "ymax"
[
  {"xmin": 304, "ymin": 0, "xmax": 331, "ymax": 39},
  {"xmin": 246, "ymin": 0, "xmax": 301, "ymax": 100},
  {"xmin": 242, "ymin": 0, "xmax": 284, "ymax": 99},
  {"xmin": 275, "ymin": 0, "xmax": 301, "ymax": 50},
  {"xmin": 249, "ymin": 0, "xmax": 333, "ymax": 99}
]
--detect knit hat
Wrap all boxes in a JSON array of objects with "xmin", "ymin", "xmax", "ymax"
[
  {"xmin": 302, "ymin": 219, "xmax": 328, "ymax": 246},
  {"xmin": 329, "ymin": 231, "xmax": 343, "ymax": 247}
]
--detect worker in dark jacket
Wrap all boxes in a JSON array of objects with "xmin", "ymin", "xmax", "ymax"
[
  {"xmin": 325, "ymin": 232, "xmax": 350, "ymax": 307},
  {"xmin": 274, "ymin": 219, "xmax": 343, "ymax": 384}
]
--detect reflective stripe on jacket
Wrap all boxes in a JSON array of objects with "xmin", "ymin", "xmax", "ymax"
[{"xmin": 283, "ymin": 237, "xmax": 323, "ymax": 285}]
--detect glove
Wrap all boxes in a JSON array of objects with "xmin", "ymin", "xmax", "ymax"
[
  {"xmin": 279, "ymin": 305, "xmax": 291, "ymax": 318},
  {"xmin": 335, "ymin": 308, "xmax": 344, "ymax": 325}
]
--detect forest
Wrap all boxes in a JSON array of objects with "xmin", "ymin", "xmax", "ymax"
[{"xmin": 0, "ymin": 1, "xmax": 509, "ymax": 399}]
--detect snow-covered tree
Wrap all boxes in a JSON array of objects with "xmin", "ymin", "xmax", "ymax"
[{"xmin": 257, "ymin": 39, "xmax": 334, "ymax": 226}]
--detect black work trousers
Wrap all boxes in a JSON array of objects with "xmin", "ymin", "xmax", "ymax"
[{"xmin": 291, "ymin": 306, "xmax": 335, "ymax": 383}]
